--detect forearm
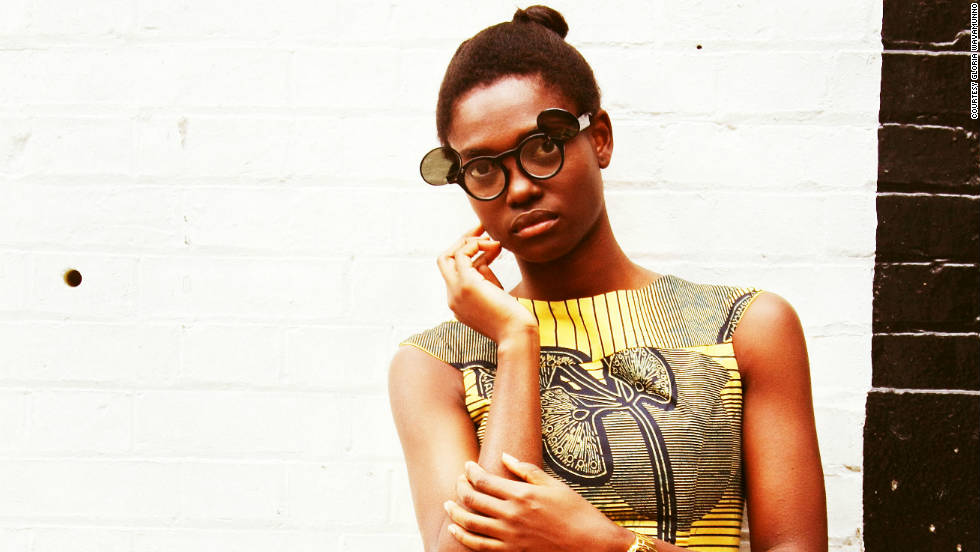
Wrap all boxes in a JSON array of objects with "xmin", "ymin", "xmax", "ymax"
[{"xmin": 477, "ymin": 324, "xmax": 543, "ymax": 476}]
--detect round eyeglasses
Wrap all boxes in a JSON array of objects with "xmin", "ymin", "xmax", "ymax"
[{"xmin": 420, "ymin": 108, "xmax": 592, "ymax": 201}]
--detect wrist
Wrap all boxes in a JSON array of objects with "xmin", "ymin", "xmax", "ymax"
[
  {"xmin": 495, "ymin": 321, "xmax": 540, "ymax": 347},
  {"xmin": 602, "ymin": 524, "xmax": 638, "ymax": 552}
]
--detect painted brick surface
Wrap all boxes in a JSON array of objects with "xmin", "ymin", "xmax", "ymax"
[
  {"xmin": 867, "ymin": 1, "xmax": 980, "ymax": 550},
  {"xmin": 0, "ymin": 1, "xmax": 879, "ymax": 550}
]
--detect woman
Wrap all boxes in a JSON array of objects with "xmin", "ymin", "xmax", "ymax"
[{"xmin": 389, "ymin": 6, "xmax": 827, "ymax": 551}]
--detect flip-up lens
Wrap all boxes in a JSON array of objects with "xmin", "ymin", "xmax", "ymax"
[
  {"xmin": 420, "ymin": 147, "xmax": 461, "ymax": 186},
  {"xmin": 536, "ymin": 108, "xmax": 581, "ymax": 141}
]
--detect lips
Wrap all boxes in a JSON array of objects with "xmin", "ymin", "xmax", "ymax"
[{"xmin": 510, "ymin": 209, "xmax": 559, "ymax": 237}]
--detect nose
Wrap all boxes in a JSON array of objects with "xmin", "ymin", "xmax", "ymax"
[{"xmin": 502, "ymin": 156, "xmax": 543, "ymax": 207}]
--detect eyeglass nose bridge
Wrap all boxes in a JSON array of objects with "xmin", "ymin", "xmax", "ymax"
[{"xmin": 461, "ymin": 135, "xmax": 566, "ymax": 201}]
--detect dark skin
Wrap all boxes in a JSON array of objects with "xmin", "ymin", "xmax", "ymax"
[{"xmin": 389, "ymin": 74, "xmax": 827, "ymax": 552}]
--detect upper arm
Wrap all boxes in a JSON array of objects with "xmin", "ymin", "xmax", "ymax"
[
  {"xmin": 388, "ymin": 344, "xmax": 480, "ymax": 551},
  {"xmin": 732, "ymin": 292, "xmax": 827, "ymax": 552}
]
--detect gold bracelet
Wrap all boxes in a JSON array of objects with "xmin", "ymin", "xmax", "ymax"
[{"xmin": 626, "ymin": 533, "xmax": 659, "ymax": 552}]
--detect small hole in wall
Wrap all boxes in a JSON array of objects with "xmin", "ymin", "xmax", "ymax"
[
  {"xmin": 696, "ymin": 44, "xmax": 702, "ymax": 49},
  {"xmin": 64, "ymin": 269, "xmax": 82, "ymax": 287}
]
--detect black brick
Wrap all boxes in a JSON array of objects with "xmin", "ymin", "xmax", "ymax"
[
  {"xmin": 880, "ymin": 53, "xmax": 979, "ymax": 128},
  {"xmin": 872, "ymin": 334, "xmax": 980, "ymax": 390},
  {"xmin": 878, "ymin": 125, "xmax": 980, "ymax": 192},
  {"xmin": 876, "ymin": 194, "xmax": 980, "ymax": 262},
  {"xmin": 873, "ymin": 263, "xmax": 980, "ymax": 332},
  {"xmin": 864, "ymin": 392, "xmax": 979, "ymax": 552},
  {"xmin": 882, "ymin": 0, "xmax": 974, "ymax": 51}
]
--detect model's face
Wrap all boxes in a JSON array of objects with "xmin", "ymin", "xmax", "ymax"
[{"xmin": 446, "ymin": 75, "xmax": 613, "ymax": 264}]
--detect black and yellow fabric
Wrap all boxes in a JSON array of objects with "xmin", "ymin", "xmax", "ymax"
[{"xmin": 402, "ymin": 274, "xmax": 762, "ymax": 551}]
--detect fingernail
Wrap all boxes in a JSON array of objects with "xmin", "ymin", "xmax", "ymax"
[
  {"xmin": 501, "ymin": 452, "xmax": 517, "ymax": 463},
  {"xmin": 443, "ymin": 500, "xmax": 452, "ymax": 514},
  {"xmin": 448, "ymin": 524, "xmax": 460, "ymax": 536},
  {"xmin": 464, "ymin": 460, "xmax": 478, "ymax": 471}
]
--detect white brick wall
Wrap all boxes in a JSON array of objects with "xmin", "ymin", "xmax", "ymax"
[{"xmin": 0, "ymin": 1, "xmax": 879, "ymax": 550}]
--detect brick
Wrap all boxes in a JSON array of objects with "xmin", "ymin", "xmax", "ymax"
[
  {"xmin": 713, "ymin": 53, "xmax": 832, "ymax": 114},
  {"xmin": 28, "ymin": 391, "xmax": 131, "ymax": 453},
  {"xmin": 283, "ymin": 462, "xmax": 389, "ymax": 526},
  {"xmin": 824, "ymin": 471, "xmax": 864, "ymax": 542},
  {"xmin": 180, "ymin": 324, "xmax": 283, "ymax": 386},
  {"xmin": 877, "ymin": 194, "xmax": 980, "ymax": 262},
  {"xmin": 0, "ymin": 117, "xmax": 133, "ymax": 176},
  {"xmin": 0, "ymin": 460, "xmax": 180, "ymax": 518},
  {"xmin": 873, "ymin": 263, "xmax": 980, "ymax": 332},
  {"xmin": 883, "ymin": 0, "xmax": 974, "ymax": 50},
  {"xmin": 0, "ymin": 322, "xmax": 179, "ymax": 384},
  {"xmin": 0, "ymin": 182, "xmax": 183, "ymax": 249},
  {"xmin": 342, "ymin": 394, "xmax": 402, "ymax": 460},
  {"xmin": 585, "ymin": 50, "xmax": 721, "ymax": 114},
  {"xmin": 878, "ymin": 124, "xmax": 980, "ymax": 192},
  {"xmin": 0, "ymin": 0, "xmax": 30, "ymax": 34},
  {"xmin": 826, "ymin": 52, "xmax": 884, "ymax": 115},
  {"xmin": 339, "ymin": 533, "xmax": 423, "ymax": 552},
  {"xmin": 634, "ymin": 1, "xmax": 877, "ymax": 44},
  {"xmin": 872, "ymin": 334, "xmax": 980, "ymax": 390},
  {"xmin": 283, "ymin": 325, "xmax": 391, "ymax": 389},
  {"xmin": 291, "ymin": 48, "xmax": 399, "ymax": 109},
  {"xmin": 135, "ymin": 115, "xmax": 290, "ymax": 178},
  {"xmin": 32, "ymin": 528, "xmax": 131, "ymax": 552},
  {"xmin": 0, "ymin": 391, "xmax": 28, "ymax": 452},
  {"xmin": 0, "ymin": 252, "xmax": 29, "ymax": 311},
  {"xmin": 636, "ymin": 123, "xmax": 876, "ymax": 192},
  {"xmin": 182, "ymin": 187, "xmax": 394, "ymax": 256},
  {"xmin": 135, "ymin": 0, "xmax": 355, "ymax": 42},
  {"xmin": 813, "ymin": 399, "xmax": 865, "ymax": 468},
  {"xmin": 131, "ymin": 529, "xmax": 328, "ymax": 551},
  {"xmin": 347, "ymin": 258, "xmax": 449, "ymax": 327},
  {"xmin": 880, "ymin": 53, "xmax": 978, "ymax": 128},
  {"xmin": 137, "ymin": 256, "xmax": 347, "ymax": 320},
  {"xmin": 27, "ymin": 0, "xmax": 133, "ymax": 36},
  {"xmin": 133, "ymin": 391, "xmax": 306, "ymax": 455},
  {"xmin": 808, "ymin": 335, "xmax": 874, "ymax": 396},
  {"xmin": 30, "ymin": 253, "xmax": 138, "ymax": 317},
  {"xmin": 864, "ymin": 392, "xmax": 979, "ymax": 551},
  {"xmin": 179, "ymin": 462, "xmax": 284, "ymax": 522}
]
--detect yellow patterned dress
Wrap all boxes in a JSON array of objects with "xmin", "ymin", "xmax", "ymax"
[{"xmin": 402, "ymin": 274, "xmax": 762, "ymax": 551}]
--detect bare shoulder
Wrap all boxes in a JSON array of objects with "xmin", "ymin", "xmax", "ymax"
[
  {"xmin": 731, "ymin": 291, "xmax": 808, "ymax": 381},
  {"xmin": 388, "ymin": 344, "xmax": 464, "ymax": 405}
]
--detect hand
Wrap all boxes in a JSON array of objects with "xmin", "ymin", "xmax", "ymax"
[
  {"xmin": 437, "ymin": 224, "xmax": 537, "ymax": 343},
  {"xmin": 444, "ymin": 453, "xmax": 632, "ymax": 552}
]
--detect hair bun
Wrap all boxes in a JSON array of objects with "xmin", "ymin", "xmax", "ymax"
[{"xmin": 512, "ymin": 5, "xmax": 569, "ymax": 39}]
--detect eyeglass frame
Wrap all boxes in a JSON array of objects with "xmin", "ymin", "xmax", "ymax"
[{"xmin": 419, "ymin": 109, "xmax": 593, "ymax": 201}]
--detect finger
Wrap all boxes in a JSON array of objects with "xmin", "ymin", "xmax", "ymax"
[
  {"xmin": 471, "ymin": 242, "xmax": 503, "ymax": 288},
  {"xmin": 444, "ymin": 500, "xmax": 505, "ymax": 539},
  {"xmin": 456, "ymin": 473, "xmax": 510, "ymax": 517},
  {"xmin": 464, "ymin": 460, "xmax": 528, "ymax": 500},
  {"xmin": 501, "ymin": 452, "xmax": 553, "ymax": 486},
  {"xmin": 448, "ymin": 523, "xmax": 504, "ymax": 551},
  {"xmin": 436, "ymin": 251, "xmax": 459, "ymax": 289}
]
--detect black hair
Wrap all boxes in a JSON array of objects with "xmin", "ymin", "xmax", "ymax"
[{"xmin": 435, "ymin": 5, "xmax": 601, "ymax": 145}]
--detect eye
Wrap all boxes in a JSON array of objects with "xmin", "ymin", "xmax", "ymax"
[
  {"xmin": 520, "ymin": 136, "xmax": 562, "ymax": 177},
  {"xmin": 466, "ymin": 158, "xmax": 499, "ymax": 179}
]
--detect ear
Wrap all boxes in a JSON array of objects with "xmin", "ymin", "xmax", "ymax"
[{"xmin": 588, "ymin": 109, "xmax": 613, "ymax": 169}]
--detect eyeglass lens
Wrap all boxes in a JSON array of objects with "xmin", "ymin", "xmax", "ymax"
[{"xmin": 463, "ymin": 135, "xmax": 562, "ymax": 199}]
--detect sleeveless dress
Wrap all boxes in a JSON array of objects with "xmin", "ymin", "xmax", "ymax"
[{"xmin": 402, "ymin": 274, "xmax": 762, "ymax": 551}]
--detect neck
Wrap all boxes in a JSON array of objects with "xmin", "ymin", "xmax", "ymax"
[{"xmin": 510, "ymin": 211, "xmax": 658, "ymax": 301}]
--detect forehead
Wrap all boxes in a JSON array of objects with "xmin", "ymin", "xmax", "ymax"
[{"xmin": 447, "ymin": 75, "xmax": 572, "ymax": 153}]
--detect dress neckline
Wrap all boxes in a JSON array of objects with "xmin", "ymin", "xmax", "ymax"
[{"xmin": 512, "ymin": 273, "xmax": 672, "ymax": 305}]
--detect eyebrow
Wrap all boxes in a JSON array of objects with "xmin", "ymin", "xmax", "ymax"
[{"xmin": 459, "ymin": 125, "xmax": 540, "ymax": 160}]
